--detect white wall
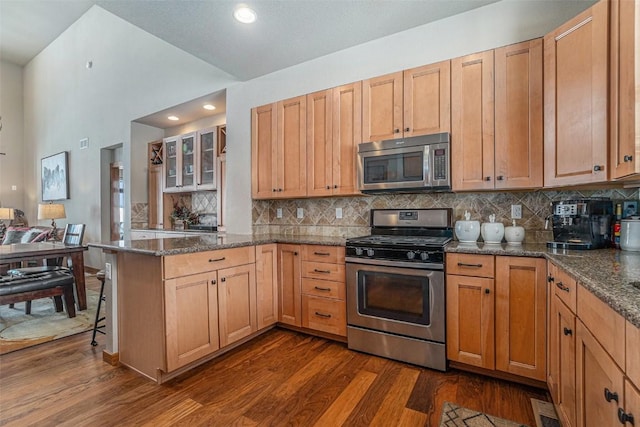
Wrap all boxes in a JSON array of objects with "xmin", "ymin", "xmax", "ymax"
[
  {"xmin": 21, "ymin": 6, "xmax": 237, "ymax": 267},
  {"xmin": 130, "ymin": 123, "xmax": 164, "ymax": 207},
  {"xmin": 0, "ymin": 60, "xmax": 25, "ymax": 211},
  {"xmin": 223, "ymin": 0, "xmax": 594, "ymax": 235}
]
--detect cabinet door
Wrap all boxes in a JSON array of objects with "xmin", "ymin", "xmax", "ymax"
[
  {"xmin": 179, "ymin": 132, "xmax": 197, "ymax": 191},
  {"xmin": 624, "ymin": 380, "xmax": 640, "ymax": 427},
  {"xmin": 451, "ymin": 50, "xmax": 495, "ymax": 191},
  {"xmin": 251, "ymin": 103, "xmax": 277, "ymax": 199},
  {"xmin": 544, "ymin": 0, "xmax": 609, "ymax": 187},
  {"xmin": 256, "ymin": 244, "xmax": 278, "ymax": 329},
  {"xmin": 164, "ymin": 272, "xmax": 219, "ymax": 372},
  {"xmin": 362, "ymin": 71, "xmax": 403, "ymax": 142},
  {"xmin": 164, "ymin": 137, "xmax": 180, "ymax": 191},
  {"xmin": 446, "ymin": 274, "xmax": 495, "ymax": 369},
  {"xmin": 494, "ymin": 39, "xmax": 543, "ymax": 189},
  {"xmin": 555, "ymin": 297, "xmax": 577, "ymax": 427},
  {"xmin": 277, "ymin": 96, "xmax": 307, "ymax": 198},
  {"xmin": 332, "ymin": 82, "xmax": 362, "ymax": 196},
  {"xmin": 306, "ymin": 89, "xmax": 333, "ymax": 197},
  {"xmin": 148, "ymin": 158, "xmax": 163, "ymax": 229},
  {"xmin": 196, "ymin": 127, "xmax": 216, "ymax": 190},
  {"xmin": 278, "ymin": 244, "xmax": 301, "ymax": 327},
  {"xmin": 610, "ymin": 0, "xmax": 639, "ymax": 179},
  {"xmin": 495, "ymin": 256, "xmax": 546, "ymax": 380},
  {"xmin": 404, "ymin": 60, "xmax": 451, "ymax": 137},
  {"xmin": 576, "ymin": 320, "xmax": 625, "ymax": 427},
  {"xmin": 217, "ymin": 263, "xmax": 257, "ymax": 347}
]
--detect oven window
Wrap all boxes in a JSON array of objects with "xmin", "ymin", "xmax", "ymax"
[
  {"xmin": 357, "ymin": 270, "xmax": 430, "ymax": 325},
  {"xmin": 362, "ymin": 151, "xmax": 424, "ymax": 184}
]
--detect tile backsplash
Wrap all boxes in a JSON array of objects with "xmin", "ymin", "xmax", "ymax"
[{"xmin": 252, "ymin": 188, "xmax": 639, "ymax": 242}]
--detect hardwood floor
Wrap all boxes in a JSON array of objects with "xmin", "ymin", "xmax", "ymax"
[{"xmin": 0, "ymin": 323, "xmax": 548, "ymax": 426}]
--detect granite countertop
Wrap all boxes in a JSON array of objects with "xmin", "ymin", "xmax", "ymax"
[{"xmin": 447, "ymin": 241, "xmax": 640, "ymax": 329}]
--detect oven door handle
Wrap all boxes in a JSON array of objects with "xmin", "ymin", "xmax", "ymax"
[{"xmin": 345, "ymin": 257, "xmax": 444, "ymax": 270}]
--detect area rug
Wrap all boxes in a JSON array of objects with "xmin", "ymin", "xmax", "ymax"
[
  {"xmin": 0, "ymin": 288, "xmax": 101, "ymax": 354},
  {"xmin": 440, "ymin": 402, "xmax": 529, "ymax": 427}
]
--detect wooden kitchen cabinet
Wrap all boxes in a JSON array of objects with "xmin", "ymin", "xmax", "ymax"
[
  {"xmin": 452, "ymin": 39, "xmax": 543, "ymax": 191},
  {"xmin": 549, "ymin": 294, "xmax": 577, "ymax": 427},
  {"xmin": 217, "ymin": 263, "xmax": 257, "ymax": 347},
  {"xmin": 164, "ymin": 271, "xmax": 219, "ymax": 372},
  {"xmin": 362, "ymin": 60, "xmax": 451, "ymax": 142},
  {"xmin": 195, "ymin": 127, "xmax": 216, "ymax": 190},
  {"xmin": 251, "ymin": 96, "xmax": 307, "ymax": 199},
  {"xmin": 610, "ymin": 0, "xmax": 640, "ymax": 180},
  {"xmin": 307, "ymin": 82, "xmax": 362, "ymax": 197},
  {"xmin": 255, "ymin": 244, "xmax": 278, "ymax": 329},
  {"xmin": 544, "ymin": 0, "xmax": 609, "ymax": 187},
  {"xmin": 278, "ymin": 244, "xmax": 302, "ymax": 327}
]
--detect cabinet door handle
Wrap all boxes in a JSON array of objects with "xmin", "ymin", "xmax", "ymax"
[
  {"xmin": 556, "ymin": 282, "xmax": 570, "ymax": 292},
  {"xmin": 314, "ymin": 269, "xmax": 331, "ymax": 274},
  {"xmin": 547, "ymin": 275, "xmax": 555, "ymax": 283},
  {"xmin": 618, "ymin": 408, "xmax": 635, "ymax": 425},
  {"xmin": 563, "ymin": 327, "xmax": 572, "ymax": 336},
  {"xmin": 458, "ymin": 262, "xmax": 483, "ymax": 268},
  {"xmin": 221, "ymin": 277, "xmax": 226, "ymax": 282},
  {"xmin": 273, "ymin": 189, "xmax": 277, "ymax": 192},
  {"xmin": 484, "ymin": 288, "xmax": 491, "ymax": 294},
  {"xmin": 593, "ymin": 165, "xmax": 604, "ymax": 172},
  {"xmin": 496, "ymin": 175, "xmax": 504, "ymax": 181},
  {"xmin": 314, "ymin": 286, "xmax": 332, "ymax": 292},
  {"xmin": 604, "ymin": 388, "xmax": 619, "ymax": 403},
  {"xmin": 333, "ymin": 185, "xmax": 338, "ymax": 189},
  {"xmin": 211, "ymin": 279, "xmax": 217, "ymax": 285},
  {"xmin": 624, "ymin": 155, "xmax": 634, "ymax": 163},
  {"xmin": 326, "ymin": 186, "xmax": 330, "ymax": 189},
  {"xmin": 209, "ymin": 257, "xmax": 226, "ymax": 262},
  {"xmin": 405, "ymin": 127, "xmax": 410, "ymax": 132},
  {"xmin": 294, "ymin": 251, "xmax": 298, "ymax": 256},
  {"xmin": 315, "ymin": 312, "xmax": 332, "ymax": 319},
  {"xmin": 313, "ymin": 252, "xmax": 331, "ymax": 256},
  {"xmin": 485, "ymin": 176, "xmax": 492, "ymax": 181},
  {"xmin": 394, "ymin": 128, "xmax": 400, "ymax": 133}
]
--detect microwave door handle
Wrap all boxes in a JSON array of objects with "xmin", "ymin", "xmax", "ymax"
[{"xmin": 424, "ymin": 145, "xmax": 432, "ymax": 188}]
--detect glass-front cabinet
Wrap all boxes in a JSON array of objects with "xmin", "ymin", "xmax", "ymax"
[
  {"xmin": 180, "ymin": 133, "xmax": 196, "ymax": 191},
  {"xmin": 196, "ymin": 127, "xmax": 217, "ymax": 190},
  {"xmin": 163, "ymin": 132, "xmax": 196, "ymax": 192},
  {"xmin": 164, "ymin": 137, "xmax": 179, "ymax": 191}
]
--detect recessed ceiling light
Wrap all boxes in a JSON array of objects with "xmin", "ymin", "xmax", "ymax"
[
  {"xmin": 167, "ymin": 115, "xmax": 179, "ymax": 121},
  {"xmin": 234, "ymin": 5, "xmax": 256, "ymax": 24},
  {"xmin": 203, "ymin": 104, "xmax": 216, "ymax": 111}
]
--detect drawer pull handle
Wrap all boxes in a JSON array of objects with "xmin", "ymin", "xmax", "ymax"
[
  {"xmin": 458, "ymin": 262, "xmax": 483, "ymax": 268},
  {"xmin": 604, "ymin": 388, "xmax": 619, "ymax": 403},
  {"xmin": 556, "ymin": 282, "xmax": 570, "ymax": 292},
  {"xmin": 221, "ymin": 277, "xmax": 226, "ymax": 282},
  {"xmin": 624, "ymin": 155, "xmax": 634, "ymax": 163},
  {"xmin": 314, "ymin": 269, "xmax": 331, "ymax": 274},
  {"xmin": 484, "ymin": 288, "xmax": 490, "ymax": 294},
  {"xmin": 618, "ymin": 408, "xmax": 634, "ymax": 425},
  {"xmin": 563, "ymin": 327, "xmax": 572, "ymax": 336},
  {"xmin": 209, "ymin": 257, "xmax": 226, "ymax": 262},
  {"xmin": 314, "ymin": 252, "xmax": 331, "ymax": 256},
  {"xmin": 314, "ymin": 286, "xmax": 331, "ymax": 292},
  {"xmin": 315, "ymin": 312, "xmax": 332, "ymax": 319},
  {"xmin": 547, "ymin": 275, "xmax": 555, "ymax": 283},
  {"xmin": 211, "ymin": 279, "xmax": 217, "ymax": 285}
]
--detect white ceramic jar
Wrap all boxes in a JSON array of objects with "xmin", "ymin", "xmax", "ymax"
[
  {"xmin": 455, "ymin": 211, "xmax": 480, "ymax": 243},
  {"xmin": 481, "ymin": 214, "xmax": 504, "ymax": 244},
  {"xmin": 620, "ymin": 216, "xmax": 640, "ymax": 251},
  {"xmin": 505, "ymin": 220, "xmax": 525, "ymax": 245}
]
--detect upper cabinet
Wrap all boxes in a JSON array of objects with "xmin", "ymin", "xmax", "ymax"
[
  {"xmin": 164, "ymin": 129, "xmax": 217, "ymax": 193},
  {"xmin": 362, "ymin": 60, "xmax": 451, "ymax": 142},
  {"xmin": 610, "ymin": 0, "xmax": 640, "ymax": 180},
  {"xmin": 452, "ymin": 40, "xmax": 543, "ymax": 191},
  {"xmin": 196, "ymin": 127, "xmax": 217, "ymax": 191},
  {"xmin": 251, "ymin": 96, "xmax": 307, "ymax": 199},
  {"xmin": 544, "ymin": 0, "xmax": 609, "ymax": 187},
  {"xmin": 307, "ymin": 82, "xmax": 362, "ymax": 197}
]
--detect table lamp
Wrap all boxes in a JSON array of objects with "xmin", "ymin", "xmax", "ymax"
[
  {"xmin": 0, "ymin": 207, "xmax": 14, "ymax": 239},
  {"xmin": 38, "ymin": 203, "xmax": 66, "ymax": 241}
]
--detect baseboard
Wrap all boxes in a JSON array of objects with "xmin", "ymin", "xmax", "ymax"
[
  {"xmin": 102, "ymin": 350, "xmax": 119, "ymax": 366},
  {"xmin": 448, "ymin": 361, "xmax": 548, "ymax": 389}
]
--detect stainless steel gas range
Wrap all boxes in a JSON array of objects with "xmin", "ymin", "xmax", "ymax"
[{"xmin": 345, "ymin": 208, "xmax": 452, "ymax": 371}]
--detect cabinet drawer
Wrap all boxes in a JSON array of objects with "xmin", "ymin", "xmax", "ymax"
[
  {"xmin": 446, "ymin": 253, "xmax": 494, "ymax": 278},
  {"xmin": 302, "ymin": 295, "xmax": 346, "ymax": 336},
  {"xmin": 302, "ymin": 278, "xmax": 345, "ymax": 300},
  {"xmin": 302, "ymin": 261, "xmax": 345, "ymax": 282},
  {"xmin": 302, "ymin": 245, "xmax": 345, "ymax": 263},
  {"xmin": 551, "ymin": 266, "xmax": 577, "ymax": 314},
  {"xmin": 577, "ymin": 284, "xmax": 626, "ymax": 368},
  {"xmin": 164, "ymin": 246, "xmax": 256, "ymax": 279}
]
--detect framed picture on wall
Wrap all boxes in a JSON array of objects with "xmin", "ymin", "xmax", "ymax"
[{"xmin": 41, "ymin": 151, "xmax": 69, "ymax": 201}]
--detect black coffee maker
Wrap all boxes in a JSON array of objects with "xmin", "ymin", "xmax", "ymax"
[{"xmin": 547, "ymin": 198, "xmax": 613, "ymax": 250}]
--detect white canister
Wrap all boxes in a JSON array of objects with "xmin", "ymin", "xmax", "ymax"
[
  {"xmin": 620, "ymin": 216, "xmax": 640, "ymax": 251},
  {"xmin": 481, "ymin": 214, "xmax": 504, "ymax": 244}
]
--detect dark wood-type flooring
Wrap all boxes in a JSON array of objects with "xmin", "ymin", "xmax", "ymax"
[{"xmin": 0, "ymin": 277, "xmax": 549, "ymax": 426}]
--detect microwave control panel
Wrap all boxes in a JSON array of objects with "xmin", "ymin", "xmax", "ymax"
[{"xmin": 433, "ymin": 148, "xmax": 448, "ymax": 181}]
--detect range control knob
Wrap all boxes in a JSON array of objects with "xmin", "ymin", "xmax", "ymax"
[
  {"xmin": 407, "ymin": 251, "xmax": 416, "ymax": 260},
  {"xmin": 355, "ymin": 247, "xmax": 363, "ymax": 256},
  {"xmin": 367, "ymin": 248, "xmax": 375, "ymax": 257},
  {"xmin": 420, "ymin": 252, "xmax": 430, "ymax": 261}
]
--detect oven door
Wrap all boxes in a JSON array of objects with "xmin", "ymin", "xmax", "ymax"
[{"xmin": 346, "ymin": 261, "xmax": 445, "ymax": 342}]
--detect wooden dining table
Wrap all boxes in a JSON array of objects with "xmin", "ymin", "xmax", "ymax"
[{"xmin": 0, "ymin": 242, "xmax": 89, "ymax": 310}]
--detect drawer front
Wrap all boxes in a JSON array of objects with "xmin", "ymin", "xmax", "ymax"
[
  {"xmin": 302, "ymin": 261, "xmax": 345, "ymax": 282},
  {"xmin": 446, "ymin": 253, "xmax": 495, "ymax": 278},
  {"xmin": 302, "ymin": 295, "xmax": 346, "ymax": 336},
  {"xmin": 552, "ymin": 266, "xmax": 577, "ymax": 314},
  {"xmin": 302, "ymin": 278, "xmax": 346, "ymax": 300},
  {"xmin": 164, "ymin": 246, "xmax": 256, "ymax": 279},
  {"xmin": 302, "ymin": 245, "xmax": 345, "ymax": 263}
]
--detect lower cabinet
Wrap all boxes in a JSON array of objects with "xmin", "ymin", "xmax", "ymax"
[
  {"xmin": 256, "ymin": 244, "xmax": 278, "ymax": 329},
  {"xmin": 277, "ymin": 244, "xmax": 302, "ymax": 326},
  {"xmin": 446, "ymin": 254, "xmax": 546, "ymax": 381},
  {"xmin": 217, "ymin": 263, "xmax": 257, "ymax": 347}
]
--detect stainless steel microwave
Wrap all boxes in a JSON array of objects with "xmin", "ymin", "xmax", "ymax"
[{"xmin": 357, "ymin": 133, "xmax": 451, "ymax": 193}]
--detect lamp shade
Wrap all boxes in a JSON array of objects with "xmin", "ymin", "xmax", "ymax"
[
  {"xmin": 0, "ymin": 208, "xmax": 14, "ymax": 220},
  {"xmin": 38, "ymin": 203, "xmax": 66, "ymax": 220}
]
